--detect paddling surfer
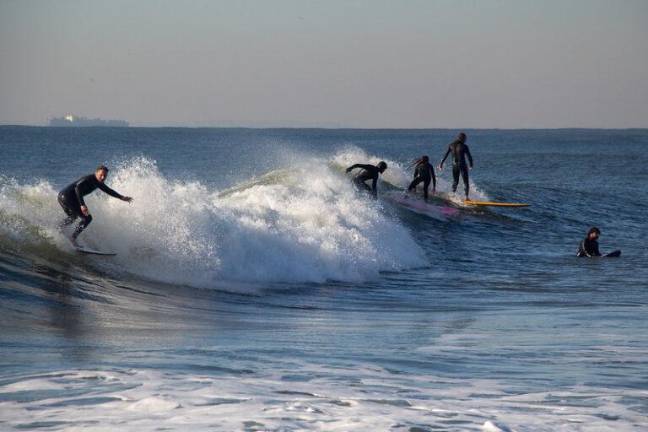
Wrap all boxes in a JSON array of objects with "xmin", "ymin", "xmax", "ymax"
[{"xmin": 58, "ymin": 165, "xmax": 132, "ymax": 246}]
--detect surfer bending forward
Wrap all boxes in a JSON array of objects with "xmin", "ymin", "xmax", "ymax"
[
  {"xmin": 58, "ymin": 165, "xmax": 132, "ymax": 246},
  {"xmin": 439, "ymin": 132, "xmax": 473, "ymax": 199},
  {"xmin": 408, "ymin": 155, "xmax": 436, "ymax": 200},
  {"xmin": 346, "ymin": 161, "xmax": 388, "ymax": 198}
]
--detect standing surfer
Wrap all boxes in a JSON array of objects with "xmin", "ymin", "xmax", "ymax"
[
  {"xmin": 58, "ymin": 165, "xmax": 132, "ymax": 246},
  {"xmin": 407, "ymin": 155, "xmax": 436, "ymax": 200},
  {"xmin": 438, "ymin": 132, "xmax": 473, "ymax": 200},
  {"xmin": 346, "ymin": 161, "xmax": 388, "ymax": 198}
]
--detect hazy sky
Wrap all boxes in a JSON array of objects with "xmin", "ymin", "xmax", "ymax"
[{"xmin": 1, "ymin": 0, "xmax": 647, "ymax": 128}]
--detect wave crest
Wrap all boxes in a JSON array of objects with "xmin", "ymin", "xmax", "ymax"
[{"xmin": 0, "ymin": 156, "xmax": 426, "ymax": 286}]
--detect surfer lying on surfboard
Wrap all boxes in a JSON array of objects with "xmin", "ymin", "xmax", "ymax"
[
  {"xmin": 346, "ymin": 161, "xmax": 388, "ymax": 198},
  {"xmin": 577, "ymin": 227, "xmax": 621, "ymax": 257},
  {"xmin": 58, "ymin": 165, "xmax": 132, "ymax": 247},
  {"xmin": 438, "ymin": 132, "xmax": 473, "ymax": 200}
]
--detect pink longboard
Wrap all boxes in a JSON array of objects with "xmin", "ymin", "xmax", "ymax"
[{"xmin": 384, "ymin": 192, "xmax": 459, "ymax": 220}]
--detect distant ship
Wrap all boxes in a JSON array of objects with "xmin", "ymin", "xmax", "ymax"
[{"xmin": 49, "ymin": 114, "xmax": 129, "ymax": 127}]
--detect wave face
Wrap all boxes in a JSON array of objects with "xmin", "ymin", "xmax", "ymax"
[{"xmin": 1, "ymin": 154, "xmax": 426, "ymax": 286}]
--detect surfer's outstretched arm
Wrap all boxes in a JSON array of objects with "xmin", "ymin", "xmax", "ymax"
[
  {"xmin": 347, "ymin": 164, "xmax": 374, "ymax": 173},
  {"xmin": 98, "ymin": 183, "xmax": 132, "ymax": 202}
]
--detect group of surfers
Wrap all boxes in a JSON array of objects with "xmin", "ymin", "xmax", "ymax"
[
  {"xmin": 56, "ymin": 132, "xmax": 610, "ymax": 257},
  {"xmin": 346, "ymin": 131, "xmax": 473, "ymax": 201}
]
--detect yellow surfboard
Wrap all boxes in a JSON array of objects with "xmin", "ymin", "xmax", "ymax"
[{"xmin": 464, "ymin": 200, "xmax": 529, "ymax": 208}]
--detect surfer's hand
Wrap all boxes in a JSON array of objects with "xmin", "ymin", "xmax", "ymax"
[
  {"xmin": 438, "ymin": 165, "xmax": 443, "ymax": 171},
  {"xmin": 122, "ymin": 196, "xmax": 133, "ymax": 203},
  {"xmin": 345, "ymin": 167, "xmax": 352, "ymax": 173},
  {"xmin": 80, "ymin": 205, "xmax": 89, "ymax": 216}
]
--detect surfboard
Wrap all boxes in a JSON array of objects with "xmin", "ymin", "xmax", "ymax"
[
  {"xmin": 605, "ymin": 250, "xmax": 621, "ymax": 258},
  {"xmin": 384, "ymin": 191, "xmax": 459, "ymax": 220},
  {"xmin": 75, "ymin": 246, "xmax": 116, "ymax": 256},
  {"xmin": 464, "ymin": 200, "xmax": 529, "ymax": 208}
]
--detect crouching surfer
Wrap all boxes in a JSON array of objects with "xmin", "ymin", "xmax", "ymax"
[
  {"xmin": 58, "ymin": 165, "xmax": 133, "ymax": 246},
  {"xmin": 407, "ymin": 155, "xmax": 436, "ymax": 201},
  {"xmin": 577, "ymin": 227, "xmax": 621, "ymax": 257},
  {"xmin": 346, "ymin": 161, "xmax": 388, "ymax": 198}
]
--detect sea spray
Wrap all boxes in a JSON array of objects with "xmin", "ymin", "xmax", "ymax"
[{"xmin": 0, "ymin": 156, "xmax": 427, "ymax": 286}]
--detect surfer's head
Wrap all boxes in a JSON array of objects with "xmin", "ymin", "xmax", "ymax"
[
  {"xmin": 95, "ymin": 165, "xmax": 109, "ymax": 182},
  {"xmin": 587, "ymin": 227, "xmax": 601, "ymax": 240},
  {"xmin": 421, "ymin": 155, "xmax": 429, "ymax": 162},
  {"xmin": 377, "ymin": 161, "xmax": 387, "ymax": 173},
  {"xmin": 457, "ymin": 132, "xmax": 467, "ymax": 142}
]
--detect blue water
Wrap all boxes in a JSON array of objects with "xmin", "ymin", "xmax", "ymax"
[{"xmin": 1, "ymin": 127, "xmax": 647, "ymax": 431}]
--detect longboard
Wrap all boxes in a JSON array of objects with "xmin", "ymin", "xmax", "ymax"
[
  {"xmin": 384, "ymin": 192, "xmax": 459, "ymax": 220},
  {"xmin": 75, "ymin": 246, "xmax": 116, "ymax": 256},
  {"xmin": 464, "ymin": 200, "xmax": 529, "ymax": 208}
]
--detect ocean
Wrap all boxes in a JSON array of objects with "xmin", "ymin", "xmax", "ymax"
[{"xmin": 1, "ymin": 127, "xmax": 647, "ymax": 431}]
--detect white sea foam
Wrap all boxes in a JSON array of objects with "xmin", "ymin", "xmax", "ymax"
[
  {"xmin": 0, "ymin": 154, "xmax": 426, "ymax": 286},
  {"xmin": 0, "ymin": 367, "xmax": 644, "ymax": 432}
]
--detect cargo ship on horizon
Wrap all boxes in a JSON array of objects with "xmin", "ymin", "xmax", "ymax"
[{"xmin": 49, "ymin": 114, "xmax": 129, "ymax": 127}]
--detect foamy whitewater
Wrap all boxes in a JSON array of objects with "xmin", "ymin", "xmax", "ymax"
[
  {"xmin": 1, "ymin": 152, "xmax": 428, "ymax": 286},
  {"xmin": 1, "ymin": 127, "xmax": 647, "ymax": 431}
]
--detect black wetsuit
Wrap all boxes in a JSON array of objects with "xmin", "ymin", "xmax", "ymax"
[
  {"xmin": 58, "ymin": 174, "xmax": 125, "ymax": 240},
  {"xmin": 577, "ymin": 238, "xmax": 601, "ymax": 257},
  {"xmin": 440, "ymin": 139, "xmax": 473, "ymax": 197},
  {"xmin": 408, "ymin": 162, "xmax": 436, "ymax": 200},
  {"xmin": 348, "ymin": 164, "xmax": 381, "ymax": 197}
]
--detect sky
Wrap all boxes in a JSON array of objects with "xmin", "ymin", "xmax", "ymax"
[{"xmin": 1, "ymin": 0, "xmax": 647, "ymax": 128}]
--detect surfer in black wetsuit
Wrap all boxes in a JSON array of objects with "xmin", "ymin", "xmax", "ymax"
[
  {"xmin": 58, "ymin": 165, "xmax": 132, "ymax": 245},
  {"xmin": 577, "ymin": 227, "xmax": 602, "ymax": 257},
  {"xmin": 438, "ymin": 132, "xmax": 473, "ymax": 199},
  {"xmin": 346, "ymin": 161, "xmax": 388, "ymax": 198},
  {"xmin": 576, "ymin": 227, "xmax": 621, "ymax": 257},
  {"xmin": 407, "ymin": 155, "xmax": 436, "ymax": 200}
]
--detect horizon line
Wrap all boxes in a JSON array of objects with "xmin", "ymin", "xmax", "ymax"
[{"xmin": 1, "ymin": 123, "xmax": 647, "ymax": 131}]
